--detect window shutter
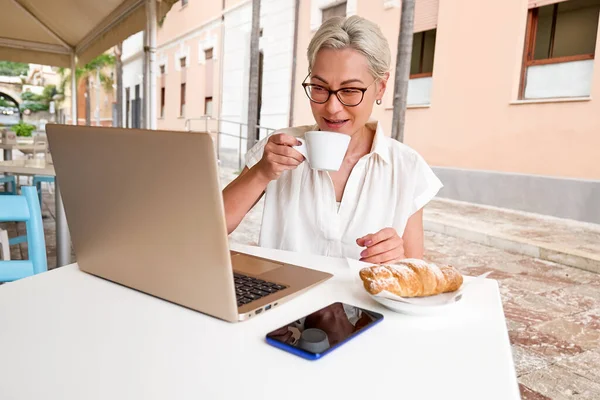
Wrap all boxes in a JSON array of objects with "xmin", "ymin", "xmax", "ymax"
[
  {"xmin": 528, "ymin": 0, "xmax": 568, "ymax": 9},
  {"xmin": 414, "ymin": 0, "xmax": 439, "ymax": 33}
]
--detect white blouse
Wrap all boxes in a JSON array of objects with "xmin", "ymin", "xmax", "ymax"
[{"xmin": 245, "ymin": 120, "xmax": 443, "ymax": 260}]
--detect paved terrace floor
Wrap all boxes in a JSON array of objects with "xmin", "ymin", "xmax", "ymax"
[{"xmin": 1, "ymin": 166, "xmax": 599, "ymax": 400}]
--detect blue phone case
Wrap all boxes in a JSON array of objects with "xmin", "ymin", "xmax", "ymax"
[{"xmin": 265, "ymin": 306, "xmax": 383, "ymax": 361}]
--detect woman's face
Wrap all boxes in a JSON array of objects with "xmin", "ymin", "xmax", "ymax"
[{"xmin": 307, "ymin": 47, "xmax": 388, "ymax": 136}]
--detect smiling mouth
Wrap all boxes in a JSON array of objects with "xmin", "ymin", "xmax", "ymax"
[{"xmin": 323, "ymin": 117, "xmax": 349, "ymax": 126}]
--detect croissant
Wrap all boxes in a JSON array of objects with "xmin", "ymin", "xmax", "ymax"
[{"xmin": 359, "ymin": 259, "xmax": 463, "ymax": 298}]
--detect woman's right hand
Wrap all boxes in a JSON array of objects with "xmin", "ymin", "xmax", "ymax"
[{"xmin": 254, "ymin": 133, "xmax": 305, "ymax": 181}]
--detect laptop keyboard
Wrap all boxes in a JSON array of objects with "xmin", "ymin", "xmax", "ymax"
[{"xmin": 234, "ymin": 273, "xmax": 287, "ymax": 307}]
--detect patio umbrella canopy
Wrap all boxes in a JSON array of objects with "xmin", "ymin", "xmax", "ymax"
[
  {"xmin": 0, "ymin": 0, "xmax": 177, "ymax": 67},
  {"xmin": 0, "ymin": 0, "xmax": 177, "ymax": 267}
]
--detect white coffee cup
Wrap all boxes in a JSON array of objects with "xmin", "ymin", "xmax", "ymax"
[{"xmin": 294, "ymin": 130, "xmax": 350, "ymax": 171}]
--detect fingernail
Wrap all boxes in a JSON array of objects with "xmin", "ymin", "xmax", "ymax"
[
  {"xmin": 360, "ymin": 250, "xmax": 367, "ymax": 257},
  {"xmin": 296, "ymin": 140, "xmax": 302, "ymax": 146},
  {"xmin": 365, "ymin": 240, "xmax": 372, "ymax": 246}
]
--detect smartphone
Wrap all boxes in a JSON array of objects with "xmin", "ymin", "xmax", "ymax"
[{"xmin": 265, "ymin": 302, "xmax": 384, "ymax": 360}]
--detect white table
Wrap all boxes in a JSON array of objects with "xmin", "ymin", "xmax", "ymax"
[
  {"xmin": 0, "ymin": 159, "xmax": 71, "ymax": 267},
  {"xmin": 0, "ymin": 140, "xmax": 37, "ymax": 177},
  {"xmin": 0, "ymin": 159, "xmax": 54, "ymax": 175},
  {"xmin": 0, "ymin": 244, "xmax": 520, "ymax": 400},
  {"xmin": 0, "ymin": 140, "xmax": 36, "ymax": 153},
  {"xmin": 1, "ymin": 139, "xmax": 37, "ymax": 192}
]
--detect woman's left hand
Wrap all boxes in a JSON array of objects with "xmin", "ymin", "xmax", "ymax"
[{"xmin": 356, "ymin": 227, "xmax": 405, "ymax": 264}]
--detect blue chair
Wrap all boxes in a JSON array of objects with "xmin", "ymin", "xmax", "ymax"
[
  {"xmin": 0, "ymin": 186, "xmax": 48, "ymax": 282},
  {"xmin": 32, "ymin": 175, "xmax": 55, "ymax": 206},
  {"xmin": 0, "ymin": 175, "xmax": 17, "ymax": 195}
]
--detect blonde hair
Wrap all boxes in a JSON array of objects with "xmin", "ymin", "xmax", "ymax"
[{"xmin": 307, "ymin": 15, "xmax": 391, "ymax": 80}]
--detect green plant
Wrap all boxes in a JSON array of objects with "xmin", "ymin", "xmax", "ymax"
[
  {"xmin": 0, "ymin": 96, "xmax": 17, "ymax": 108},
  {"xmin": 0, "ymin": 61, "xmax": 29, "ymax": 77},
  {"xmin": 57, "ymin": 53, "xmax": 116, "ymax": 125},
  {"xmin": 10, "ymin": 120, "xmax": 35, "ymax": 137},
  {"xmin": 42, "ymin": 84, "xmax": 57, "ymax": 100},
  {"xmin": 21, "ymin": 91, "xmax": 44, "ymax": 102},
  {"xmin": 19, "ymin": 84, "xmax": 56, "ymax": 113},
  {"xmin": 58, "ymin": 53, "xmax": 116, "ymax": 95},
  {"xmin": 20, "ymin": 102, "xmax": 49, "ymax": 112}
]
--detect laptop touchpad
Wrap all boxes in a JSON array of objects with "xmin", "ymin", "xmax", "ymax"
[{"xmin": 231, "ymin": 254, "xmax": 283, "ymax": 276}]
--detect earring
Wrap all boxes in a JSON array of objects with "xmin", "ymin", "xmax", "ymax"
[{"xmin": 376, "ymin": 99, "xmax": 382, "ymax": 105}]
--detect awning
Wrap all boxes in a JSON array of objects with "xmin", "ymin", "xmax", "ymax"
[{"xmin": 0, "ymin": 0, "xmax": 178, "ymax": 67}]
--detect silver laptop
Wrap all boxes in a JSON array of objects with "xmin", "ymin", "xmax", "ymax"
[{"xmin": 46, "ymin": 124, "xmax": 332, "ymax": 323}]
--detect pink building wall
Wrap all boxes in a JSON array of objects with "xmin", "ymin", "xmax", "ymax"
[
  {"xmin": 156, "ymin": 0, "xmax": 223, "ymax": 132},
  {"xmin": 292, "ymin": 0, "xmax": 600, "ymax": 180}
]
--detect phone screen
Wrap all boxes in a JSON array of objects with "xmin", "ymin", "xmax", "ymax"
[{"xmin": 266, "ymin": 302, "xmax": 383, "ymax": 359}]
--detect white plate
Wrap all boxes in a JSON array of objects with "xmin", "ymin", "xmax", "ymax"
[
  {"xmin": 368, "ymin": 272, "xmax": 492, "ymax": 315},
  {"xmin": 346, "ymin": 258, "xmax": 492, "ymax": 316},
  {"xmin": 369, "ymin": 291, "xmax": 463, "ymax": 316}
]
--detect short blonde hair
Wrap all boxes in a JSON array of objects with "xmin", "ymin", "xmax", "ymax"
[{"xmin": 307, "ymin": 15, "xmax": 391, "ymax": 80}]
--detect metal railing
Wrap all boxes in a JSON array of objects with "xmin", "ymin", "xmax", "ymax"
[{"xmin": 185, "ymin": 116, "xmax": 277, "ymax": 170}]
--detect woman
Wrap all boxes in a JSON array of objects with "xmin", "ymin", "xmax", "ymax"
[{"xmin": 223, "ymin": 15, "xmax": 442, "ymax": 264}]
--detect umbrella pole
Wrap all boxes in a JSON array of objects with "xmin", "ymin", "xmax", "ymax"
[{"xmin": 56, "ymin": 53, "xmax": 77, "ymax": 267}]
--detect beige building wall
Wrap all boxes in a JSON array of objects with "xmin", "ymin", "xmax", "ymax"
[
  {"xmin": 148, "ymin": 0, "xmax": 599, "ymax": 221},
  {"xmin": 291, "ymin": 0, "xmax": 317, "ymax": 131},
  {"xmin": 225, "ymin": 0, "xmax": 248, "ymax": 8},
  {"xmin": 156, "ymin": 0, "xmax": 224, "ymax": 133},
  {"xmin": 291, "ymin": 0, "xmax": 600, "ymax": 223},
  {"xmin": 406, "ymin": 0, "xmax": 600, "ymax": 181},
  {"xmin": 292, "ymin": 0, "xmax": 600, "ymax": 181}
]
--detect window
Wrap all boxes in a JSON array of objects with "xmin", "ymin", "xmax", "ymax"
[
  {"xmin": 410, "ymin": 29, "xmax": 437, "ymax": 78},
  {"xmin": 160, "ymin": 87, "xmax": 165, "ymax": 118},
  {"xmin": 205, "ymin": 97, "xmax": 213, "ymax": 116},
  {"xmin": 125, "ymin": 87, "xmax": 130, "ymax": 128},
  {"xmin": 407, "ymin": 29, "xmax": 437, "ymax": 106},
  {"xmin": 159, "ymin": 64, "xmax": 166, "ymax": 118},
  {"xmin": 180, "ymin": 83, "xmax": 186, "ymax": 117},
  {"xmin": 322, "ymin": 2, "xmax": 346, "ymax": 21},
  {"xmin": 520, "ymin": 0, "xmax": 599, "ymax": 99},
  {"xmin": 180, "ymin": 57, "xmax": 187, "ymax": 117},
  {"xmin": 529, "ymin": 1, "xmax": 598, "ymax": 62},
  {"xmin": 205, "ymin": 48, "xmax": 214, "ymax": 97},
  {"xmin": 133, "ymin": 84, "xmax": 141, "ymax": 128}
]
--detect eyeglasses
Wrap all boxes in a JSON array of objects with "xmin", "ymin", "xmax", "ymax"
[{"xmin": 301, "ymin": 73, "xmax": 377, "ymax": 107}]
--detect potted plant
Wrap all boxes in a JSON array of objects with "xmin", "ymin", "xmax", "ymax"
[{"xmin": 10, "ymin": 120, "xmax": 36, "ymax": 138}]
